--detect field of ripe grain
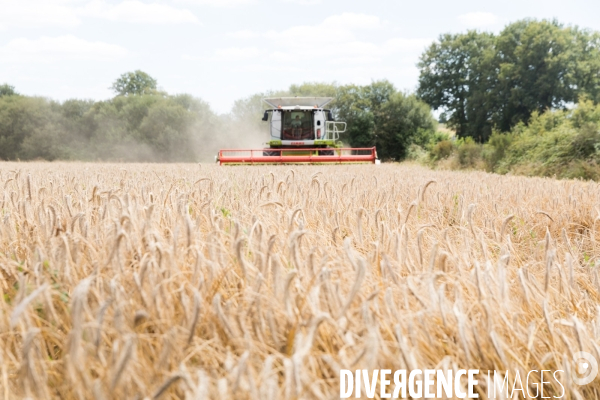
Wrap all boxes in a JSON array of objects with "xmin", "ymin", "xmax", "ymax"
[{"xmin": 1, "ymin": 162, "xmax": 600, "ymax": 399}]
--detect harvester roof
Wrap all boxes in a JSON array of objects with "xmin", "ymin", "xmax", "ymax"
[{"xmin": 263, "ymin": 97, "xmax": 333, "ymax": 109}]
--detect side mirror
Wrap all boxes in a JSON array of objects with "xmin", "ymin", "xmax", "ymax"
[
  {"xmin": 327, "ymin": 111, "xmax": 334, "ymax": 121},
  {"xmin": 262, "ymin": 111, "xmax": 269, "ymax": 121}
]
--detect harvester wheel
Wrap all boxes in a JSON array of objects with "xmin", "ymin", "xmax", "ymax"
[
  {"xmin": 318, "ymin": 149, "xmax": 335, "ymax": 156},
  {"xmin": 263, "ymin": 150, "xmax": 278, "ymax": 157}
]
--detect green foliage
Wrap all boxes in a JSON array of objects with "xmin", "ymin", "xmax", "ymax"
[
  {"xmin": 84, "ymin": 94, "xmax": 214, "ymax": 162},
  {"xmin": 483, "ymin": 132, "xmax": 514, "ymax": 171},
  {"xmin": 345, "ymin": 111, "xmax": 375, "ymax": 148},
  {"xmin": 493, "ymin": 102, "xmax": 600, "ymax": 179},
  {"xmin": 332, "ymin": 81, "xmax": 437, "ymax": 160},
  {"xmin": 424, "ymin": 131, "xmax": 451, "ymax": 147},
  {"xmin": 494, "ymin": 20, "xmax": 579, "ymax": 131},
  {"xmin": 430, "ymin": 140, "xmax": 454, "ymax": 160},
  {"xmin": 455, "ymin": 137, "xmax": 482, "ymax": 168},
  {"xmin": 418, "ymin": 19, "xmax": 600, "ymax": 140},
  {"xmin": 0, "ymin": 84, "xmax": 17, "ymax": 97},
  {"xmin": 111, "ymin": 70, "xmax": 159, "ymax": 96},
  {"xmin": 0, "ymin": 96, "xmax": 71, "ymax": 160},
  {"xmin": 0, "ymin": 91, "xmax": 216, "ymax": 162},
  {"xmin": 425, "ymin": 99, "xmax": 600, "ymax": 180},
  {"xmin": 334, "ymin": 81, "xmax": 396, "ymax": 145},
  {"xmin": 375, "ymin": 92, "xmax": 437, "ymax": 160},
  {"xmin": 405, "ymin": 144, "xmax": 429, "ymax": 163},
  {"xmin": 0, "ymin": 75, "xmax": 437, "ymax": 163},
  {"xmin": 418, "ymin": 31, "xmax": 496, "ymax": 141}
]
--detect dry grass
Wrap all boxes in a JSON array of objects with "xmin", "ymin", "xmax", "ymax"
[{"xmin": 1, "ymin": 162, "xmax": 600, "ymax": 399}]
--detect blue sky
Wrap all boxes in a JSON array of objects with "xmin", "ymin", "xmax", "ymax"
[{"xmin": 1, "ymin": 0, "xmax": 599, "ymax": 113}]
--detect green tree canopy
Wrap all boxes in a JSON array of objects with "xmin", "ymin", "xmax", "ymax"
[
  {"xmin": 417, "ymin": 19, "xmax": 600, "ymax": 141},
  {"xmin": 111, "ymin": 70, "xmax": 158, "ymax": 96},
  {"xmin": 494, "ymin": 20, "xmax": 579, "ymax": 131},
  {"xmin": 375, "ymin": 92, "xmax": 437, "ymax": 160},
  {"xmin": 335, "ymin": 80, "xmax": 396, "ymax": 145},
  {"xmin": 0, "ymin": 96, "xmax": 71, "ymax": 160},
  {"xmin": 417, "ymin": 31, "xmax": 495, "ymax": 141},
  {"xmin": 0, "ymin": 84, "xmax": 17, "ymax": 97}
]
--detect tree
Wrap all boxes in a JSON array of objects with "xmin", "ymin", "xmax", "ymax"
[
  {"xmin": 0, "ymin": 96, "xmax": 71, "ymax": 160},
  {"xmin": 417, "ymin": 31, "xmax": 496, "ymax": 141},
  {"xmin": 375, "ymin": 92, "xmax": 437, "ymax": 160},
  {"xmin": 0, "ymin": 84, "xmax": 17, "ymax": 97},
  {"xmin": 111, "ymin": 70, "xmax": 158, "ymax": 96},
  {"xmin": 346, "ymin": 111, "xmax": 375, "ymax": 148},
  {"xmin": 82, "ymin": 93, "xmax": 217, "ymax": 161},
  {"xmin": 336, "ymin": 80, "xmax": 396, "ymax": 145},
  {"xmin": 493, "ymin": 20, "xmax": 578, "ymax": 131},
  {"xmin": 571, "ymin": 29, "xmax": 600, "ymax": 104},
  {"xmin": 333, "ymin": 81, "xmax": 437, "ymax": 159}
]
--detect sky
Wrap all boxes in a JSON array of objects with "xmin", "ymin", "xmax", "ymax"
[{"xmin": 1, "ymin": 0, "xmax": 600, "ymax": 114}]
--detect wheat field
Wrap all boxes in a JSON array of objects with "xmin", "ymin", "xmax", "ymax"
[{"xmin": 1, "ymin": 162, "xmax": 600, "ymax": 399}]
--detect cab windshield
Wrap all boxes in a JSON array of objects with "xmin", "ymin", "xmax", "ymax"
[{"xmin": 282, "ymin": 110, "xmax": 313, "ymax": 140}]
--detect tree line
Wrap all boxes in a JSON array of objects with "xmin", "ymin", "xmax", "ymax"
[
  {"xmin": 0, "ymin": 72, "xmax": 217, "ymax": 162},
  {"xmin": 0, "ymin": 73, "xmax": 438, "ymax": 162}
]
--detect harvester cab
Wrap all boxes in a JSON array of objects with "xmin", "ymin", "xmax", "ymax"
[
  {"xmin": 217, "ymin": 97, "xmax": 377, "ymax": 165},
  {"xmin": 262, "ymin": 97, "xmax": 343, "ymax": 155}
]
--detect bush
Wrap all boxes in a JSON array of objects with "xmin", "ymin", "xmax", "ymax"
[
  {"xmin": 430, "ymin": 140, "xmax": 454, "ymax": 160},
  {"xmin": 493, "ymin": 101, "xmax": 600, "ymax": 178},
  {"xmin": 405, "ymin": 143, "xmax": 429, "ymax": 163},
  {"xmin": 571, "ymin": 123, "xmax": 600, "ymax": 159},
  {"xmin": 416, "ymin": 99, "xmax": 600, "ymax": 181},
  {"xmin": 456, "ymin": 137, "xmax": 482, "ymax": 168},
  {"xmin": 483, "ymin": 132, "xmax": 513, "ymax": 171},
  {"xmin": 375, "ymin": 92, "xmax": 437, "ymax": 160}
]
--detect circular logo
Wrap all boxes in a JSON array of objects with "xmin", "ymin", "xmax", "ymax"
[{"xmin": 573, "ymin": 351, "xmax": 598, "ymax": 386}]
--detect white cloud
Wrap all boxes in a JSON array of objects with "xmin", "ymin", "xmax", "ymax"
[
  {"xmin": 188, "ymin": 13, "xmax": 431, "ymax": 92},
  {"xmin": 282, "ymin": 0, "xmax": 321, "ymax": 4},
  {"xmin": 249, "ymin": 14, "xmax": 430, "ymax": 67},
  {"xmin": 458, "ymin": 12, "xmax": 498, "ymax": 28},
  {"xmin": 184, "ymin": 46, "xmax": 263, "ymax": 62},
  {"xmin": 0, "ymin": 0, "xmax": 198, "ymax": 28},
  {"xmin": 221, "ymin": 13, "xmax": 383, "ymax": 50},
  {"xmin": 79, "ymin": 0, "xmax": 198, "ymax": 24},
  {"xmin": 264, "ymin": 25, "xmax": 353, "ymax": 44},
  {"xmin": 0, "ymin": 36, "xmax": 128, "ymax": 62},
  {"xmin": 266, "ymin": 38, "xmax": 430, "ymax": 65},
  {"xmin": 322, "ymin": 13, "xmax": 382, "ymax": 30},
  {"xmin": 174, "ymin": 0, "xmax": 255, "ymax": 7},
  {"xmin": 227, "ymin": 30, "xmax": 260, "ymax": 39},
  {"xmin": 261, "ymin": 12, "xmax": 382, "ymax": 45},
  {"xmin": 0, "ymin": 0, "xmax": 81, "ymax": 29},
  {"xmin": 385, "ymin": 38, "xmax": 432, "ymax": 52},
  {"xmin": 215, "ymin": 47, "xmax": 262, "ymax": 60}
]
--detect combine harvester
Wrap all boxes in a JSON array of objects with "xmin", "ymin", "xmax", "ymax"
[{"xmin": 217, "ymin": 97, "xmax": 378, "ymax": 165}]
